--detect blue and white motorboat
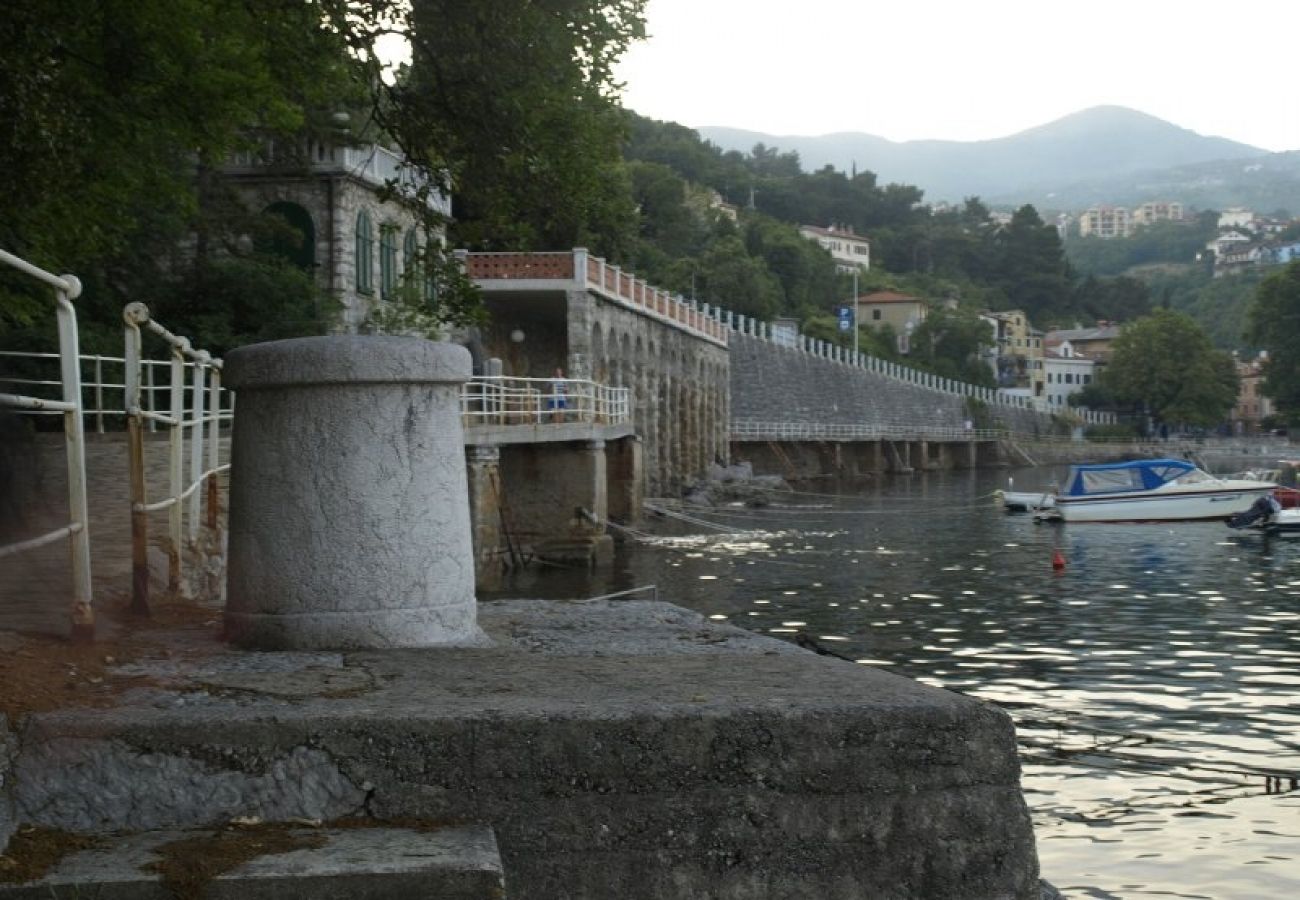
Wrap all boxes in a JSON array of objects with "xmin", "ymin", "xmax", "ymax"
[{"xmin": 1053, "ymin": 458, "xmax": 1276, "ymax": 523}]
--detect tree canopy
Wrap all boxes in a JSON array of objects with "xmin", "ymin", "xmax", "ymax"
[
  {"xmin": 1247, "ymin": 260, "xmax": 1300, "ymax": 423},
  {"xmin": 1085, "ymin": 308, "xmax": 1238, "ymax": 427}
]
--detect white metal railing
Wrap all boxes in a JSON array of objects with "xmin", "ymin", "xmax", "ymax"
[
  {"xmin": 460, "ymin": 375, "xmax": 631, "ymax": 427},
  {"xmin": 122, "ymin": 302, "xmax": 231, "ymax": 613},
  {"xmin": 730, "ymin": 420, "xmax": 1009, "ymax": 442},
  {"xmin": 0, "ymin": 249, "xmax": 94, "ymax": 639}
]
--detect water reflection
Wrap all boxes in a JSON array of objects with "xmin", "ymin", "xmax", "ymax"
[{"xmin": 484, "ymin": 469, "xmax": 1300, "ymax": 899}]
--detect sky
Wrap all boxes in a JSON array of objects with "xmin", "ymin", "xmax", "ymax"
[{"xmin": 615, "ymin": 0, "xmax": 1300, "ymax": 153}]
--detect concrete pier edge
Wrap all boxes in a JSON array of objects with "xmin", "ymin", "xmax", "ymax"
[{"xmin": 2, "ymin": 599, "xmax": 1041, "ymax": 899}]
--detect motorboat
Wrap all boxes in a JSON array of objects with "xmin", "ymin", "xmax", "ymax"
[
  {"xmin": 1052, "ymin": 458, "xmax": 1276, "ymax": 523},
  {"xmin": 997, "ymin": 476, "xmax": 1056, "ymax": 512},
  {"xmin": 1228, "ymin": 494, "xmax": 1300, "ymax": 535},
  {"xmin": 998, "ymin": 489, "xmax": 1055, "ymax": 512}
]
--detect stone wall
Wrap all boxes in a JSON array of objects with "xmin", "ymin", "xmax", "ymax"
[
  {"xmin": 228, "ymin": 175, "xmax": 428, "ymax": 332},
  {"xmin": 566, "ymin": 290, "xmax": 730, "ymax": 496},
  {"xmin": 729, "ymin": 333, "xmax": 1060, "ymax": 436}
]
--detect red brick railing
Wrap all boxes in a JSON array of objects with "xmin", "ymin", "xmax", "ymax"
[{"xmin": 461, "ymin": 249, "xmax": 728, "ymax": 346}]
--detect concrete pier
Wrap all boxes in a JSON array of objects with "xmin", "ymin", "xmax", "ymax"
[{"xmin": 2, "ymin": 600, "xmax": 1040, "ymax": 899}]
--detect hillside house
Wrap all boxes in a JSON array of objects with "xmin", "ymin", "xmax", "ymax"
[
  {"xmin": 799, "ymin": 224, "xmax": 871, "ymax": 272},
  {"xmin": 855, "ymin": 291, "xmax": 926, "ymax": 350},
  {"xmin": 1044, "ymin": 325, "xmax": 1120, "ymax": 365},
  {"xmin": 987, "ymin": 310, "xmax": 1044, "ymax": 393},
  {"xmin": 1131, "ymin": 201, "xmax": 1184, "ymax": 227},
  {"xmin": 1043, "ymin": 339, "xmax": 1096, "ymax": 410},
  {"xmin": 1078, "ymin": 206, "xmax": 1132, "ymax": 239}
]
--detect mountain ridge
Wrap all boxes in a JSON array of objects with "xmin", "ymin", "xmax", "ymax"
[{"xmin": 696, "ymin": 106, "xmax": 1270, "ymax": 206}]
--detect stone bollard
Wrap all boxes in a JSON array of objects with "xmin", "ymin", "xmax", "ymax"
[{"xmin": 223, "ymin": 336, "xmax": 481, "ymax": 649}]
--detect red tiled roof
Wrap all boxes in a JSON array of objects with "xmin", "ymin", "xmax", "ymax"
[{"xmin": 857, "ymin": 291, "xmax": 921, "ymax": 304}]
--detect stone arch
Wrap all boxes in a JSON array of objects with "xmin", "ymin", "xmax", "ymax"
[{"xmin": 257, "ymin": 201, "xmax": 316, "ymax": 270}]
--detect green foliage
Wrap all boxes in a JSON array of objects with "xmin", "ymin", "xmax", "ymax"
[
  {"xmin": 1065, "ymin": 217, "xmax": 1218, "ymax": 277},
  {"xmin": 152, "ymin": 258, "xmax": 340, "ymax": 357},
  {"xmin": 694, "ymin": 237, "xmax": 783, "ymax": 319},
  {"xmin": 1095, "ymin": 308, "xmax": 1238, "ymax": 426},
  {"xmin": 1141, "ymin": 265, "xmax": 1265, "ymax": 350},
  {"xmin": 1247, "ymin": 261, "xmax": 1300, "ymax": 423},
  {"xmin": 907, "ymin": 306, "xmax": 996, "ymax": 386},
  {"xmin": 374, "ymin": 0, "xmax": 646, "ymax": 254}
]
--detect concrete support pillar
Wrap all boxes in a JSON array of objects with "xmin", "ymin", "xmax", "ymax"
[
  {"xmin": 224, "ymin": 336, "xmax": 479, "ymax": 649},
  {"xmin": 466, "ymin": 445, "xmax": 504, "ymax": 591},
  {"xmin": 607, "ymin": 436, "xmax": 644, "ymax": 527}
]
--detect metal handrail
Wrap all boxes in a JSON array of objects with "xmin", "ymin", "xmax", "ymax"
[
  {"xmin": 461, "ymin": 375, "xmax": 631, "ymax": 426},
  {"xmin": 0, "ymin": 248, "xmax": 94, "ymax": 639},
  {"xmin": 123, "ymin": 301, "xmax": 229, "ymax": 614},
  {"xmin": 729, "ymin": 420, "xmax": 1011, "ymax": 442}
]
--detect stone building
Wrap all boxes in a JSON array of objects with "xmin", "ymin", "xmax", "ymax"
[{"xmin": 221, "ymin": 139, "xmax": 451, "ymax": 331}]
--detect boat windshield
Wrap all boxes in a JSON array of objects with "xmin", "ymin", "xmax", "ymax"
[
  {"xmin": 1077, "ymin": 468, "xmax": 1145, "ymax": 494},
  {"xmin": 1065, "ymin": 459, "xmax": 1203, "ymax": 496}
]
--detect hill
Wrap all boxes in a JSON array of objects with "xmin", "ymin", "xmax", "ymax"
[
  {"xmin": 993, "ymin": 150, "xmax": 1300, "ymax": 214},
  {"xmin": 697, "ymin": 106, "xmax": 1268, "ymax": 205}
]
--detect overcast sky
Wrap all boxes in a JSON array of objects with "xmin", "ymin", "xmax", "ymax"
[{"xmin": 615, "ymin": 0, "xmax": 1300, "ymax": 153}]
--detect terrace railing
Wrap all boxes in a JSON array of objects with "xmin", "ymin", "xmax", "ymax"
[
  {"xmin": 461, "ymin": 375, "xmax": 630, "ymax": 427},
  {"xmin": 0, "ymin": 249, "xmax": 94, "ymax": 639},
  {"xmin": 123, "ymin": 302, "xmax": 231, "ymax": 613}
]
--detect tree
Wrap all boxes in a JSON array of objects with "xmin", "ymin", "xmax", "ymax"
[
  {"xmin": 694, "ymin": 237, "xmax": 782, "ymax": 319},
  {"xmin": 1097, "ymin": 308, "xmax": 1238, "ymax": 427},
  {"xmin": 908, "ymin": 306, "xmax": 996, "ymax": 386},
  {"xmin": 374, "ymin": 0, "xmax": 646, "ymax": 255},
  {"xmin": 1247, "ymin": 260, "xmax": 1300, "ymax": 422}
]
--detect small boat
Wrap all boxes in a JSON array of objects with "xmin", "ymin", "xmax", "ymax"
[
  {"xmin": 998, "ymin": 489, "xmax": 1055, "ymax": 512},
  {"xmin": 1228, "ymin": 495, "xmax": 1300, "ymax": 535},
  {"xmin": 1053, "ymin": 458, "xmax": 1276, "ymax": 523}
]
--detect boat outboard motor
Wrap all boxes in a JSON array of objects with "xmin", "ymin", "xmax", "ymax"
[{"xmin": 1228, "ymin": 495, "xmax": 1278, "ymax": 529}]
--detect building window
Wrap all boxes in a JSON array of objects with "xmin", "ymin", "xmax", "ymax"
[
  {"xmin": 379, "ymin": 224, "xmax": 398, "ymax": 300},
  {"xmin": 872, "ymin": 309, "xmax": 881, "ymax": 320},
  {"xmin": 355, "ymin": 210, "xmax": 374, "ymax": 293}
]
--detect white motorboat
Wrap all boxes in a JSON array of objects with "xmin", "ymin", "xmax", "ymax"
[{"xmin": 1054, "ymin": 458, "xmax": 1276, "ymax": 523}]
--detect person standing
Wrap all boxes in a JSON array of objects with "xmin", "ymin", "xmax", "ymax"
[{"xmin": 548, "ymin": 367, "xmax": 568, "ymax": 422}]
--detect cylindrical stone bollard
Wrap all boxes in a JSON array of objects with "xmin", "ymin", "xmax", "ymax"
[{"xmin": 223, "ymin": 336, "xmax": 480, "ymax": 649}]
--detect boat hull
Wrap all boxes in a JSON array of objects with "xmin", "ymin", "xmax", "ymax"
[{"xmin": 1057, "ymin": 484, "xmax": 1276, "ymax": 523}]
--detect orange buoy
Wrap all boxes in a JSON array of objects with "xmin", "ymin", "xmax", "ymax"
[{"xmin": 1052, "ymin": 549, "xmax": 1066, "ymax": 571}]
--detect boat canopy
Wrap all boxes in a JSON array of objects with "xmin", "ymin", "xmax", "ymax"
[{"xmin": 1062, "ymin": 458, "xmax": 1202, "ymax": 497}]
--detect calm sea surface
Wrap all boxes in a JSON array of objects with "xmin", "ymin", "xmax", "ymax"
[{"xmin": 485, "ymin": 467, "xmax": 1300, "ymax": 900}]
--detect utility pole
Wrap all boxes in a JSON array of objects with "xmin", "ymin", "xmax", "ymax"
[{"xmin": 851, "ymin": 268, "xmax": 859, "ymax": 358}]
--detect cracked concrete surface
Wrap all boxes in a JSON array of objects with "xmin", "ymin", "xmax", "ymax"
[{"xmin": 4, "ymin": 600, "xmax": 1041, "ymax": 898}]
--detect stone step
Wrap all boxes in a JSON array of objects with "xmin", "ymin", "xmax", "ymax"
[{"xmin": 0, "ymin": 824, "xmax": 505, "ymax": 899}]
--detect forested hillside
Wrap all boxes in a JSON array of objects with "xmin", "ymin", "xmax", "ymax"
[{"xmin": 614, "ymin": 114, "xmax": 1151, "ymax": 348}]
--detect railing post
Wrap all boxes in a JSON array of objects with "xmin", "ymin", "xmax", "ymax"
[
  {"xmin": 206, "ymin": 365, "xmax": 222, "ymax": 531},
  {"xmin": 188, "ymin": 351, "xmax": 208, "ymax": 548},
  {"xmin": 56, "ymin": 275, "xmax": 94, "ymax": 641},
  {"xmin": 573, "ymin": 247, "xmax": 588, "ymax": 289},
  {"xmin": 167, "ymin": 344, "xmax": 185, "ymax": 595},
  {"xmin": 124, "ymin": 303, "xmax": 150, "ymax": 616}
]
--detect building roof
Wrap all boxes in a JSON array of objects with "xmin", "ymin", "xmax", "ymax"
[
  {"xmin": 1045, "ymin": 326, "xmax": 1121, "ymax": 343},
  {"xmin": 857, "ymin": 291, "xmax": 922, "ymax": 305},
  {"xmin": 800, "ymin": 224, "xmax": 870, "ymax": 243}
]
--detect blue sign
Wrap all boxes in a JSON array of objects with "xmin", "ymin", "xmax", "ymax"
[{"xmin": 837, "ymin": 306, "xmax": 852, "ymax": 331}]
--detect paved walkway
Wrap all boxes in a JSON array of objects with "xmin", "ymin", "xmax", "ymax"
[{"xmin": 0, "ymin": 434, "xmax": 228, "ymax": 637}]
